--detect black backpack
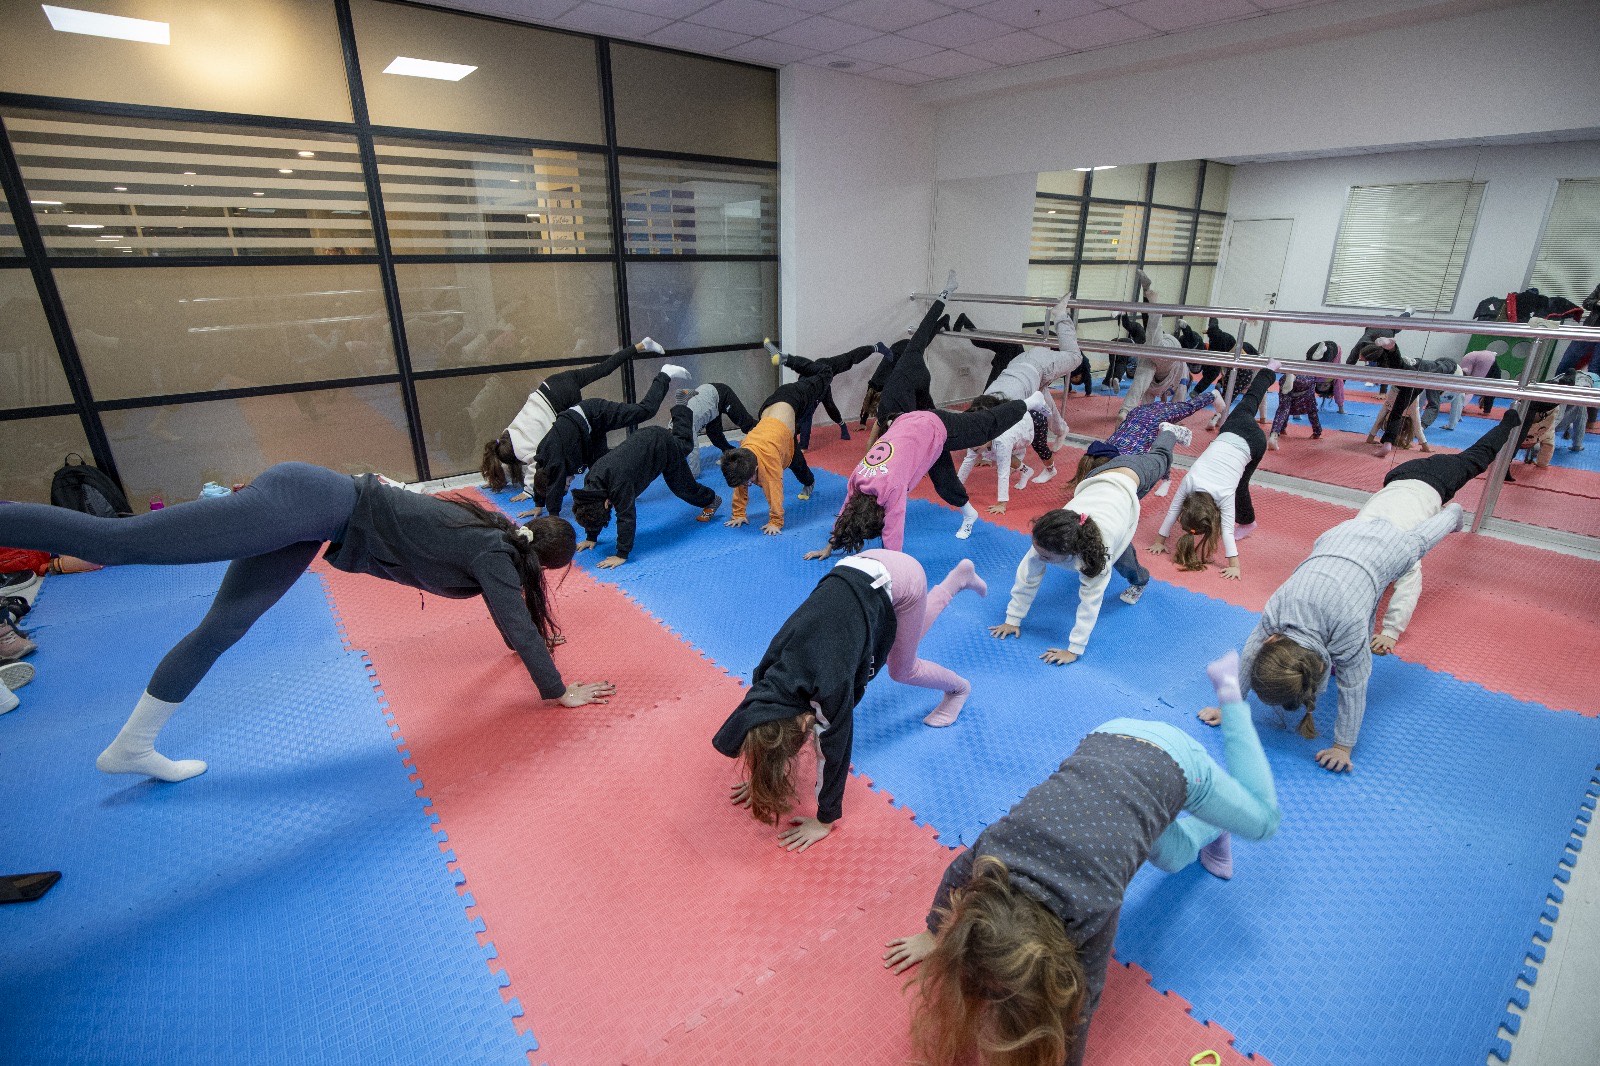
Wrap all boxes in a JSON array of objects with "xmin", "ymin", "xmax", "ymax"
[{"xmin": 51, "ymin": 454, "xmax": 131, "ymax": 518}]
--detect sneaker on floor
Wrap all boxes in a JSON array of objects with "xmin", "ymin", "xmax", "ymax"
[
  {"xmin": 1119, "ymin": 584, "xmax": 1145, "ymax": 605},
  {"xmin": 0, "ymin": 684, "xmax": 15, "ymax": 715},
  {"xmin": 0, "ymin": 621, "xmax": 36, "ymax": 663},
  {"xmin": 0, "ymin": 660, "xmax": 34, "ymax": 691},
  {"xmin": 1158, "ymin": 421, "xmax": 1193, "ymax": 447},
  {"xmin": 0, "ymin": 570, "xmax": 41, "ymax": 605},
  {"xmin": 697, "ymin": 493, "xmax": 722, "ymax": 522}
]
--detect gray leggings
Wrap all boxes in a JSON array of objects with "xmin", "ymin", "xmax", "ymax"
[
  {"xmin": 1085, "ymin": 430, "xmax": 1176, "ymax": 589},
  {"xmin": 0, "ymin": 462, "xmax": 358, "ymax": 702}
]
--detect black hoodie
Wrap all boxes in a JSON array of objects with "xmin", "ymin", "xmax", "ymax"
[
  {"xmin": 712, "ymin": 566, "xmax": 897, "ymax": 823},
  {"xmin": 534, "ymin": 398, "xmax": 649, "ymax": 518}
]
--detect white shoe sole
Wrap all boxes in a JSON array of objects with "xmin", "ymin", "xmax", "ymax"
[{"xmin": 0, "ymin": 660, "xmax": 35, "ymax": 691}]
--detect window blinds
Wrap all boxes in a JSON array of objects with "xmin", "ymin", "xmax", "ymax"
[
  {"xmin": 1528, "ymin": 178, "xmax": 1600, "ymax": 304},
  {"xmin": 1325, "ymin": 180, "xmax": 1484, "ymax": 312}
]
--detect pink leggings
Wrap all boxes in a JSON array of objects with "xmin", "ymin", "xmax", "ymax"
[{"xmin": 857, "ymin": 549, "xmax": 969, "ymax": 696}]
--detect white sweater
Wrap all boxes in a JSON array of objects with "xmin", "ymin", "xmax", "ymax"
[
  {"xmin": 956, "ymin": 392, "xmax": 1053, "ymax": 503},
  {"xmin": 505, "ymin": 391, "xmax": 559, "ymax": 491},
  {"xmin": 1355, "ymin": 478, "xmax": 1440, "ymax": 638},
  {"xmin": 1158, "ymin": 432, "xmax": 1252, "ymax": 558},
  {"xmin": 1004, "ymin": 470, "xmax": 1143, "ymax": 654}
]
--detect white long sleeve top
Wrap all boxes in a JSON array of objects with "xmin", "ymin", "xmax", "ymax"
[
  {"xmin": 1157, "ymin": 433, "xmax": 1252, "ymax": 558},
  {"xmin": 1004, "ymin": 470, "xmax": 1143, "ymax": 655},
  {"xmin": 956, "ymin": 392, "xmax": 1051, "ymax": 503}
]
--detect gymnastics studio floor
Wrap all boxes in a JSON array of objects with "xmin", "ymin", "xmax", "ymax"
[{"xmin": 5, "ymin": 394, "xmax": 1600, "ymax": 1065}]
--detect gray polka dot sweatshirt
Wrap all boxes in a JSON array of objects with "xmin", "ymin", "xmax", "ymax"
[{"xmin": 926, "ymin": 733, "xmax": 1186, "ymax": 1062}]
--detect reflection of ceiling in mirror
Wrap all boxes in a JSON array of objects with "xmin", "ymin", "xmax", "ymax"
[
  {"xmin": 432, "ymin": 0, "xmax": 1393, "ymax": 87},
  {"xmin": 1214, "ymin": 127, "xmax": 1600, "ymax": 165}
]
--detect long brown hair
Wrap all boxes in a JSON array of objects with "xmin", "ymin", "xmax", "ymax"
[
  {"xmin": 910, "ymin": 855, "xmax": 1087, "ymax": 1066},
  {"xmin": 1172, "ymin": 491, "xmax": 1222, "ymax": 571},
  {"xmin": 1067, "ymin": 453, "xmax": 1111, "ymax": 493},
  {"xmin": 739, "ymin": 715, "xmax": 811, "ymax": 825},
  {"xmin": 440, "ymin": 494, "xmax": 573, "ymax": 648},
  {"xmin": 1031, "ymin": 509, "xmax": 1107, "ymax": 578},
  {"xmin": 1250, "ymin": 636, "xmax": 1326, "ymax": 738},
  {"xmin": 481, "ymin": 434, "xmax": 521, "ymax": 494},
  {"xmin": 827, "ymin": 492, "xmax": 887, "ymax": 554}
]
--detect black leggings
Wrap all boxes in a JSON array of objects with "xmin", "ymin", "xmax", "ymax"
[
  {"xmin": 663, "ymin": 409, "xmax": 719, "ymax": 508},
  {"xmin": 702, "ymin": 382, "xmax": 756, "ymax": 452},
  {"xmin": 924, "ymin": 401, "xmax": 1028, "ymax": 508},
  {"xmin": 878, "ymin": 299, "xmax": 945, "ymax": 425},
  {"xmin": 1219, "ymin": 370, "xmax": 1274, "ymax": 527},
  {"xmin": 1381, "ymin": 386, "xmax": 1423, "ymax": 444},
  {"xmin": 0, "ymin": 463, "xmax": 358, "ymax": 703},
  {"xmin": 1384, "ymin": 410, "xmax": 1518, "ymax": 502},
  {"xmin": 539, "ymin": 345, "xmax": 633, "ymax": 412},
  {"xmin": 971, "ymin": 339, "xmax": 1024, "ymax": 389},
  {"xmin": 788, "ymin": 346, "xmax": 872, "ymax": 448}
]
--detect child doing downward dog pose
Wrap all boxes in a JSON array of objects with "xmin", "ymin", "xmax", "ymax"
[
  {"xmin": 956, "ymin": 392, "xmax": 1061, "ymax": 514},
  {"xmin": 528, "ymin": 363, "xmax": 688, "ymax": 518},
  {"xmin": 713, "ymin": 552, "xmax": 987, "ymax": 851},
  {"xmin": 1362, "ymin": 411, "xmax": 1521, "ymax": 656},
  {"xmin": 1150, "ymin": 364, "xmax": 1279, "ymax": 580},
  {"xmin": 885, "ymin": 652, "xmax": 1280, "ymax": 1066},
  {"xmin": 719, "ymin": 368, "xmax": 836, "ymax": 534},
  {"xmin": 769, "ymin": 340, "xmax": 875, "ymax": 447},
  {"xmin": 569, "ymin": 399, "xmax": 722, "ymax": 568},
  {"xmin": 481, "ymin": 338, "xmax": 671, "ymax": 500},
  {"xmin": 990, "ymin": 424, "xmax": 1188, "ymax": 665},
  {"xmin": 0, "ymin": 465, "xmax": 615, "ymax": 781},
  {"xmin": 1217, "ymin": 428, "xmax": 1497, "ymax": 770},
  {"xmin": 805, "ymin": 292, "xmax": 1027, "ymax": 550},
  {"xmin": 1268, "ymin": 368, "xmax": 1324, "ymax": 448},
  {"xmin": 1073, "ymin": 390, "xmax": 1227, "ymax": 486}
]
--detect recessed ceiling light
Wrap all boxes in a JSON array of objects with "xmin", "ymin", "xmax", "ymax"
[
  {"xmin": 252, "ymin": 191, "xmax": 264, "ymax": 196},
  {"xmin": 183, "ymin": 171, "xmax": 195, "ymax": 176},
  {"xmin": 383, "ymin": 56, "xmax": 476, "ymax": 81},
  {"xmin": 278, "ymin": 169, "xmax": 293, "ymax": 174},
  {"xmin": 30, "ymin": 199, "xmax": 63, "ymax": 205},
  {"xmin": 298, "ymin": 151, "xmax": 315, "ymax": 158},
  {"xmin": 113, "ymin": 185, "xmax": 127, "ymax": 191},
  {"xmin": 67, "ymin": 223, "xmax": 103, "ymax": 229},
  {"xmin": 1093, "ymin": 165, "xmax": 1117, "ymax": 171},
  {"xmin": 42, "ymin": 5, "xmax": 169, "ymax": 45}
]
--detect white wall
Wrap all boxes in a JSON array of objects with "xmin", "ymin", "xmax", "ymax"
[
  {"xmin": 778, "ymin": 65, "xmax": 935, "ymax": 420},
  {"xmin": 930, "ymin": 0, "xmax": 1600, "ymax": 182},
  {"xmin": 1223, "ymin": 138, "xmax": 1600, "ymax": 361}
]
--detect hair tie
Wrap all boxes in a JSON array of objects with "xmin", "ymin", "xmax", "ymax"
[
  {"xmin": 516, "ymin": 525, "xmax": 535, "ymax": 543},
  {"xmin": 1078, "ymin": 511, "xmax": 1089, "ymax": 526}
]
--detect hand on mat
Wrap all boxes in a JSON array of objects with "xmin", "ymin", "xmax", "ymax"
[
  {"xmin": 1315, "ymin": 745, "xmax": 1354, "ymax": 773},
  {"xmin": 762, "ymin": 521, "xmax": 783, "ymax": 536},
  {"xmin": 517, "ymin": 507, "xmax": 545, "ymax": 519},
  {"xmin": 987, "ymin": 503, "xmax": 1007, "ymax": 515},
  {"xmin": 1370, "ymin": 632, "xmax": 1397, "ymax": 655},
  {"xmin": 1041, "ymin": 648, "xmax": 1078, "ymax": 666},
  {"xmin": 1197, "ymin": 706, "xmax": 1222, "ymax": 727},
  {"xmin": 1221, "ymin": 564, "xmax": 1241, "ymax": 580},
  {"xmin": 803, "ymin": 547, "xmax": 832, "ymax": 561},
  {"xmin": 559, "ymin": 681, "xmax": 616, "ymax": 707},
  {"xmin": 883, "ymin": 931, "xmax": 936, "ymax": 974},
  {"xmin": 510, "ymin": 491, "xmax": 532, "ymax": 503},
  {"xmin": 779, "ymin": 816, "xmax": 831, "ymax": 852},
  {"xmin": 576, "ymin": 539, "xmax": 596, "ymax": 553},
  {"xmin": 545, "ymin": 634, "xmax": 567, "ymax": 648},
  {"xmin": 989, "ymin": 623, "xmax": 1020, "ymax": 640},
  {"xmin": 1147, "ymin": 539, "xmax": 1168, "ymax": 555},
  {"xmin": 730, "ymin": 780, "xmax": 752, "ymax": 808},
  {"xmin": 596, "ymin": 555, "xmax": 626, "ymax": 569},
  {"xmin": 724, "ymin": 516, "xmax": 749, "ymax": 528}
]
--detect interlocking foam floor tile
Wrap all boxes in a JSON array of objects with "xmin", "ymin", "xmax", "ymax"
[
  {"xmin": 802, "ymin": 426, "xmax": 1600, "ymax": 715},
  {"xmin": 563, "ymin": 470, "xmax": 1600, "ymax": 1065},
  {"xmin": 1, "ymin": 570, "xmax": 534, "ymax": 1065}
]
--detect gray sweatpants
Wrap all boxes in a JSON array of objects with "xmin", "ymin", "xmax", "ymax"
[{"xmin": 1085, "ymin": 429, "xmax": 1177, "ymax": 590}]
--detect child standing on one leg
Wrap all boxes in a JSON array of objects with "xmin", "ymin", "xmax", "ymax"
[
  {"xmin": 989, "ymin": 424, "xmax": 1188, "ymax": 666},
  {"xmin": 1150, "ymin": 364, "xmax": 1279, "ymax": 580},
  {"xmin": 884, "ymin": 652, "xmax": 1279, "ymax": 1066}
]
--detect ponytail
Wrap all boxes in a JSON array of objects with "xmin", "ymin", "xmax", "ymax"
[
  {"xmin": 441, "ymin": 494, "xmax": 573, "ymax": 648},
  {"xmin": 1172, "ymin": 492, "xmax": 1223, "ymax": 571},
  {"xmin": 1249, "ymin": 635, "xmax": 1326, "ymax": 736},
  {"xmin": 481, "ymin": 435, "xmax": 522, "ymax": 494}
]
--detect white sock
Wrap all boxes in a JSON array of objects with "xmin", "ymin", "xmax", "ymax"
[
  {"xmin": 1032, "ymin": 465, "xmax": 1058, "ymax": 485},
  {"xmin": 661, "ymin": 363, "xmax": 689, "ymax": 380},
  {"xmin": 1014, "ymin": 464, "xmax": 1036, "ymax": 489},
  {"xmin": 96, "ymin": 692, "xmax": 207, "ymax": 782},
  {"xmin": 956, "ymin": 502, "xmax": 978, "ymax": 539},
  {"xmin": 638, "ymin": 337, "xmax": 665, "ymax": 355}
]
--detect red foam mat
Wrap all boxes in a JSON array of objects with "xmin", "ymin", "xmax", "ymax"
[
  {"xmin": 803, "ymin": 419, "xmax": 1600, "ymax": 716},
  {"xmin": 318, "ymin": 533, "xmax": 1271, "ymax": 1064}
]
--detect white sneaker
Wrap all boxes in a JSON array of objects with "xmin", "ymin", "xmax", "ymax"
[
  {"xmin": 661, "ymin": 363, "xmax": 689, "ymax": 381},
  {"xmin": 1158, "ymin": 421, "xmax": 1193, "ymax": 446},
  {"xmin": 1120, "ymin": 584, "xmax": 1145, "ymax": 605},
  {"xmin": 1014, "ymin": 464, "xmax": 1036, "ymax": 490},
  {"xmin": 0, "ymin": 660, "xmax": 34, "ymax": 691},
  {"xmin": 639, "ymin": 337, "xmax": 665, "ymax": 356},
  {"xmin": 0, "ymin": 685, "xmax": 15, "ymax": 715}
]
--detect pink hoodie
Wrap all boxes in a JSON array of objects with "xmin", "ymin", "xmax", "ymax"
[{"xmin": 845, "ymin": 410, "xmax": 949, "ymax": 551}]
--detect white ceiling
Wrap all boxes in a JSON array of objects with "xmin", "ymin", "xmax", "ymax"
[
  {"xmin": 429, "ymin": 0, "xmax": 1349, "ymax": 85},
  {"xmin": 1213, "ymin": 127, "xmax": 1600, "ymax": 164}
]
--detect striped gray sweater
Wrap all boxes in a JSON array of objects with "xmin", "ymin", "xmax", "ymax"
[{"xmin": 1240, "ymin": 505, "xmax": 1463, "ymax": 748}]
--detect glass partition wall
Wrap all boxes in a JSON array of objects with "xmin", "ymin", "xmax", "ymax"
[{"xmin": 0, "ymin": 0, "xmax": 779, "ymax": 505}]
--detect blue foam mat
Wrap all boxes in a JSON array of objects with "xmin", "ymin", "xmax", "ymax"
[
  {"xmin": 516, "ymin": 467, "xmax": 1600, "ymax": 1065},
  {"xmin": 0, "ymin": 568, "xmax": 534, "ymax": 1065}
]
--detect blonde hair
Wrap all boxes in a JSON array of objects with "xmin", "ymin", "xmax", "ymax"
[
  {"xmin": 1251, "ymin": 636, "xmax": 1326, "ymax": 738},
  {"xmin": 909, "ymin": 855, "xmax": 1087, "ymax": 1066}
]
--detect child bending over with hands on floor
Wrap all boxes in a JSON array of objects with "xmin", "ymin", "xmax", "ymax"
[{"xmin": 884, "ymin": 651, "xmax": 1280, "ymax": 1066}]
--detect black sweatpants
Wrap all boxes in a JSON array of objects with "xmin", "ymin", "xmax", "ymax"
[
  {"xmin": 1384, "ymin": 410, "xmax": 1518, "ymax": 502},
  {"xmin": 663, "ymin": 406, "xmax": 718, "ymax": 508},
  {"xmin": 1380, "ymin": 386, "xmax": 1423, "ymax": 445},
  {"xmin": 878, "ymin": 300, "xmax": 945, "ymax": 425},
  {"xmin": 539, "ymin": 345, "xmax": 633, "ymax": 412},
  {"xmin": 1219, "ymin": 370, "xmax": 1274, "ymax": 527},
  {"xmin": 924, "ymin": 401, "xmax": 1028, "ymax": 508},
  {"xmin": 788, "ymin": 346, "xmax": 872, "ymax": 448},
  {"xmin": 971, "ymin": 338, "xmax": 1024, "ymax": 389},
  {"xmin": 702, "ymin": 382, "xmax": 757, "ymax": 452}
]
